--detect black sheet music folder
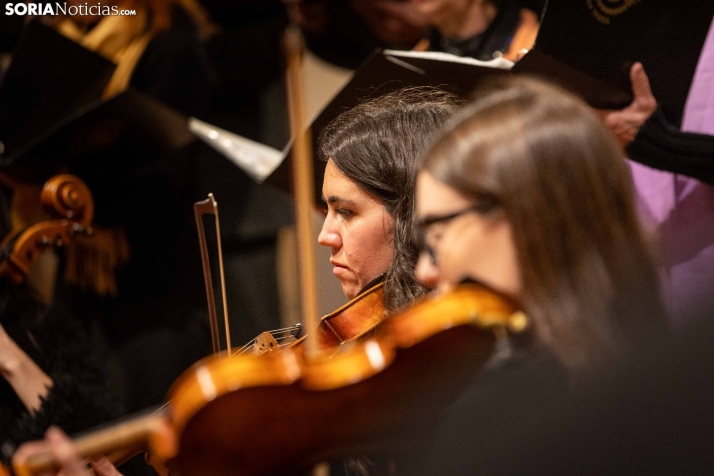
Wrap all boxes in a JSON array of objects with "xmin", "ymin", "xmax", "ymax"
[{"xmin": 513, "ymin": 0, "xmax": 714, "ymax": 124}]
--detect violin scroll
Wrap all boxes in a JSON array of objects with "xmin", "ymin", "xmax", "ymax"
[
  {"xmin": 40, "ymin": 174, "xmax": 94, "ymax": 226},
  {"xmin": 0, "ymin": 174, "xmax": 94, "ymax": 284}
]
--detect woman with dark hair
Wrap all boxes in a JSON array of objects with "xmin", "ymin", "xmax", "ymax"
[
  {"xmin": 318, "ymin": 86, "xmax": 461, "ymax": 312},
  {"xmin": 404, "ymin": 75, "xmax": 668, "ymax": 475}
]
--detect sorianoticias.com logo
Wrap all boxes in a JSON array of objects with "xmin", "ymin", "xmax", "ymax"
[{"xmin": 5, "ymin": 3, "xmax": 137, "ymax": 16}]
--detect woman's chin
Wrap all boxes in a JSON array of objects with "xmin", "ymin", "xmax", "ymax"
[{"xmin": 340, "ymin": 282, "xmax": 360, "ymax": 301}]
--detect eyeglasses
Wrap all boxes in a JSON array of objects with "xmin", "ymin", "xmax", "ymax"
[
  {"xmin": 414, "ymin": 192, "xmax": 500, "ymax": 265},
  {"xmin": 414, "ymin": 205, "xmax": 481, "ymax": 265}
]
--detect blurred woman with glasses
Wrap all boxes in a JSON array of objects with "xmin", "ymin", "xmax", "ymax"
[{"xmin": 399, "ymin": 75, "xmax": 668, "ymax": 476}]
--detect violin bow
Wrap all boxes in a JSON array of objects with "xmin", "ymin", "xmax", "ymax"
[
  {"xmin": 284, "ymin": 25, "xmax": 320, "ymax": 357},
  {"xmin": 11, "ymin": 406, "xmax": 176, "ymax": 476},
  {"xmin": 194, "ymin": 193, "xmax": 231, "ymax": 356}
]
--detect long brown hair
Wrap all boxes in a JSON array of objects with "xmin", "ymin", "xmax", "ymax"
[
  {"xmin": 319, "ymin": 87, "xmax": 461, "ymax": 312},
  {"xmin": 421, "ymin": 76, "xmax": 666, "ymax": 374}
]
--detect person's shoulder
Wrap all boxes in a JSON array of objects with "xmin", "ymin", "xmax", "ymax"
[
  {"xmin": 466, "ymin": 346, "xmax": 569, "ymax": 406},
  {"xmin": 395, "ymin": 349, "xmax": 569, "ymax": 476}
]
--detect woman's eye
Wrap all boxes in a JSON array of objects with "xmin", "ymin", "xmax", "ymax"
[
  {"xmin": 337, "ymin": 208, "xmax": 353, "ymax": 218},
  {"xmin": 426, "ymin": 229, "xmax": 444, "ymax": 246}
]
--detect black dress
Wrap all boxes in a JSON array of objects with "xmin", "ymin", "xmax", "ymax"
[
  {"xmin": 395, "ymin": 344, "xmax": 569, "ymax": 476},
  {"xmin": 0, "ymin": 283, "xmax": 120, "ymax": 464}
]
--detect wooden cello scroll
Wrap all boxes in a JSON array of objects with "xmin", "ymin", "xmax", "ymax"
[
  {"xmin": 0, "ymin": 174, "xmax": 93, "ymax": 284},
  {"xmin": 284, "ymin": 25, "xmax": 320, "ymax": 357},
  {"xmin": 194, "ymin": 193, "xmax": 231, "ymax": 356}
]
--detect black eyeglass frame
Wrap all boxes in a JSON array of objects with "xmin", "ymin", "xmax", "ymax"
[{"xmin": 414, "ymin": 204, "xmax": 489, "ymax": 265}]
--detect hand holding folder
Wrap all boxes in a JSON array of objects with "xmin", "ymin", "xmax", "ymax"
[{"xmin": 598, "ymin": 62, "xmax": 657, "ymax": 149}]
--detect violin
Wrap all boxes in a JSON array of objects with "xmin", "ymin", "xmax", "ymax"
[
  {"xmin": 10, "ymin": 281, "xmax": 527, "ymax": 476},
  {"xmin": 170, "ymin": 282, "xmax": 527, "ymax": 476},
  {"xmin": 4, "ymin": 280, "xmax": 387, "ymax": 476},
  {"xmin": 245, "ymin": 279, "xmax": 385, "ymax": 356},
  {"xmin": 0, "ymin": 174, "xmax": 93, "ymax": 284}
]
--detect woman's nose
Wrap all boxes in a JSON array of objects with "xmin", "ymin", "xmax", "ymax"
[
  {"xmin": 415, "ymin": 252, "xmax": 440, "ymax": 289},
  {"xmin": 318, "ymin": 217, "xmax": 342, "ymax": 249}
]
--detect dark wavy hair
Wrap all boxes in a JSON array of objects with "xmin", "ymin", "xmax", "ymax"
[
  {"xmin": 421, "ymin": 76, "xmax": 667, "ymax": 375},
  {"xmin": 319, "ymin": 87, "xmax": 461, "ymax": 312}
]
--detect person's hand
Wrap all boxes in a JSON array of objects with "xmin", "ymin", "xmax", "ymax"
[
  {"xmin": 0, "ymin": 323, "xmax": 20, "ymax": 375},
  {"xmin": 598, "ymin": 62, "xmax": 657, "ymax": 149},
  {"xmin": 0, "ymin": 323, "xmax": 52, "ymax": 413},
  {"xmin": 13, "ymin": 427, "xmax": 123, "ymax": 476}
]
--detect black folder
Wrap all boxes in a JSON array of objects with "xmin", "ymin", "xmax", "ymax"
[
  {"xmin": 0, "ymin": 21, "xmax": 116, "ymax": 163},
  {"xmin": 3, "ymin": 89, "xmax": 196, "ymax": 224},
  {"xmin": 3, "ymin": 88, "xmax": 195, "ymax": 175},
  {"xmin": 513, "ymin": 0, "xmax": 714, "ymax": 124}
]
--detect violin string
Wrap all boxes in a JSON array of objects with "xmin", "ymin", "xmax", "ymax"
[
  {"xmin": 152, "ymin": 401, "xmax": 172, "ymax": 415},
  {"xmin": 268, "ymin": 325, "xmax": 303, "ymax": 336},
  {"xmin": 235, "ymin": 339, "xmax": 257, "ymax": 356},
  {"xmin": 233, "ymin": 336, "xmax": 296, "ymax": 357},
  {"xmin": 275, "ymin": 335, "xmax": 302, "ymax": 343},
  {"xmin": 229, "ymin": 324, "xmax": 305, "ymax": 357}
]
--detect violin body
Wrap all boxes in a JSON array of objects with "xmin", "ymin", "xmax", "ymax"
[
  {"xmin": 167, "ymin": 282, "xmax": 526, "ymax": 476},
  {"xmin": 269, "ymin": 281, "xmax": 386, "ymax": 354},
  {"xmin": 9, "ymin": 284, "xmax": 526, "ymax": 476},
  {"xmin": 312, "ymin": 281, "xmax": 385, "ymax": 348}
]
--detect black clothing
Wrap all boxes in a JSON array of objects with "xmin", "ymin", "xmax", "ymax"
[
  {"xmin": 0, "ymin": 284, "xmax": 120, "ymax": 464},
  {"xmin": 131, "ymin": 6, "xmax": 215, "ymax": 120},
  {"xmin": 626, "ymin": 106, "xmax": 714, "ymax": 185},
  {"xmin": 478, "ymin": 302, "xmax": 714, "ymax": 475},
  {"xmin": 396, "ymin": 344, "xmax": 569, "ymax": 476},
  {"xmin": 301, "ymin": 5, "xmax": 380, "ymax": 70},
  {"xmin": 428, "ymin": 1, "xmax": 525, "ymax": 61}
]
